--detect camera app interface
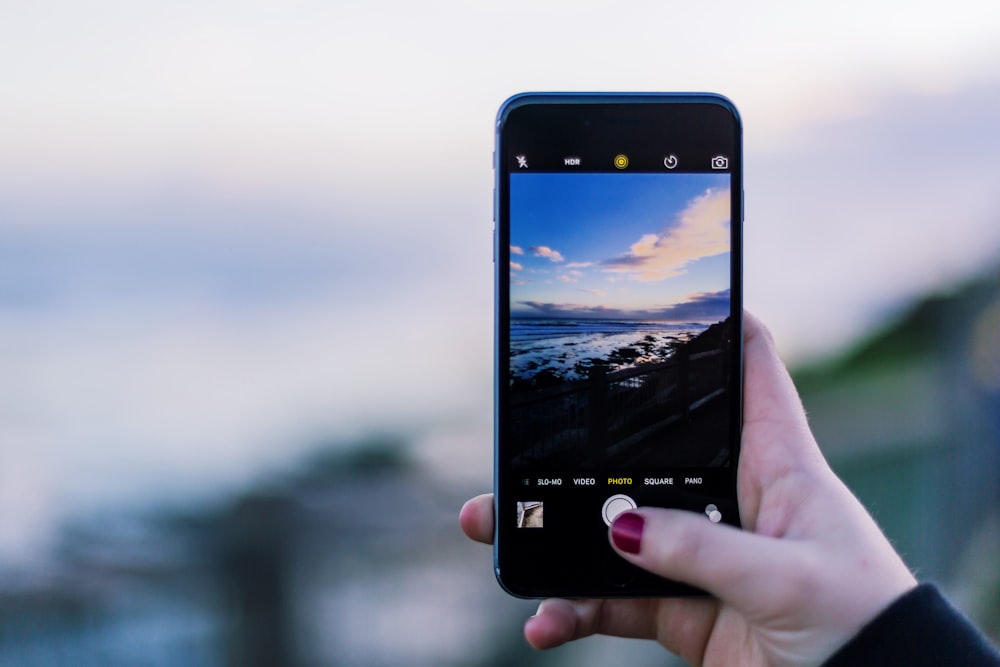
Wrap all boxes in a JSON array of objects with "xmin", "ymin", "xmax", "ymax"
[{"xmin": 503, "ymin": 161, "xmax": 739, "ymax": 592}]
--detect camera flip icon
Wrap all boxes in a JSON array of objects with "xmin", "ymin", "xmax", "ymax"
[
  {"xmin": 711, "ymin": 155, "xmax": 729, "ymax": 170},
  {"xmin": 712, "ymin": 155, "xmax": 729, "ymax": 169}
]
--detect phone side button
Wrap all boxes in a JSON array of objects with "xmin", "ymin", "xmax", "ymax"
[{"xmin": 492, "ymin": 227, "xmax": 495, "ymax": 263}]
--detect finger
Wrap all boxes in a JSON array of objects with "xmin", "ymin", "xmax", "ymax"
[
  {"xmin": 741, "ymin": 312, "xmax": 827, "ymax": 481},
  {"xmin": 610, "ymin": 508, "xmax": 802, "ymax": 613},
  {"xmin": 742, "ymin": 311, "xmax": 810, "ymax": 433},
  {"xmin": 524, "ymin": 598, "xmax": 581, "ymax": 649},
  {"xmin": 525, "ymin": 596, "xmax": 718, "ymax": 664},
  {"xmin": 459, "ymin": 493, "xmax": 495, "ymax": 545},
  {"xmin": 525, "ymin": 598, "xmax": 658, "ymax": 649}
]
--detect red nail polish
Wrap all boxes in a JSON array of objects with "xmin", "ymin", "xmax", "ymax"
[{"xmin": 611, "ymin": 512, "xmax": 644, "ymax": 554}]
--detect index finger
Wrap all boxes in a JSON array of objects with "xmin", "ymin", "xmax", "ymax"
[
  {"xmin": 460, "ymin": 493, "xmax": 494, "ymax": 544},
  {"xmin": 742, "ymin": 311, "xmax": 824, "ymax": 465}
]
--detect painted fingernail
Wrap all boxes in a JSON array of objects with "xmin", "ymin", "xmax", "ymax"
[{"xmin": 611, "ymin": 512, "xmax": 644, "ymax": 554}]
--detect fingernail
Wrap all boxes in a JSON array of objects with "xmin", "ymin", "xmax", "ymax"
[{"xmin": 611, "ymin": 512, "xmax": 644, "ymax": 554}]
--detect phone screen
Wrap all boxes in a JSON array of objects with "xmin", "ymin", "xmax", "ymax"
[{"xmin": 494, "ymin": 94, "xmax": 743, "ymax": 597}]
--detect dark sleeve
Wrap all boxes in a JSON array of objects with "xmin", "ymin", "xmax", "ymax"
[{"xmin": 823, "ymin": 583, "xmax": 1000, "ymax": 667}]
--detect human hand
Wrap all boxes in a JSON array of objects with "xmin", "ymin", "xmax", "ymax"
[{"xmin": 460, "ymin": 312, "xmax": 917, "ymax": 667}]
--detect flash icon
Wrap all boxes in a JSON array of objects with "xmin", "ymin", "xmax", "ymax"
[{"xmin": 516, "ymin": 155, "xmax": 528, "ymax": 168}]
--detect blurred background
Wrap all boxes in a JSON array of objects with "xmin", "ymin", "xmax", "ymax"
[{"xmin": 1, "ymin": 1, "xmax": 999, "ymax": 664}]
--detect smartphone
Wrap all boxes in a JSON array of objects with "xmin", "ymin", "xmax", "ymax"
[{"xmin": 493, "ymin": 93, "xmax": 743, "ymax": 597}]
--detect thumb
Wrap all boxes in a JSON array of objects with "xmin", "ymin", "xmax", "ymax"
[{"xmin": 609, "ymin": 508, "xmax": 804, "ymax": 611}]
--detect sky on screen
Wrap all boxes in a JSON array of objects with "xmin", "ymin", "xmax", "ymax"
[{"xmin": 510, "ymin": 173, "xmax": 730, "ymax": 322}]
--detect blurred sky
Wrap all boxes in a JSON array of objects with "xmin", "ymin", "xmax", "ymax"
[{"xmin": 3, "ymin": 0, "xmax": 1000, "ymax": 563}]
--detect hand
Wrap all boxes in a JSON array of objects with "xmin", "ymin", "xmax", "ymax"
[{"xmin": 460, "ymin": 312, "xmax": 917, "ymax": 667}]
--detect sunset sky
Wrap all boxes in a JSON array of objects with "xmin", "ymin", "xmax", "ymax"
[
  {"xmin": 2, "ymin": 1, "xmax": 1000, "ymax": 557},
  {"xmin": 510, "ymin": 173, "xmax": 730, "ymax": 322}
]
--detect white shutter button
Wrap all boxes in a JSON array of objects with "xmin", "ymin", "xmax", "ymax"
[{"xmin": 602, "ymin": 494, "xmax": 637, "ymax": 526}]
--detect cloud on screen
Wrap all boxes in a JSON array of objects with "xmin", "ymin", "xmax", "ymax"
[{"xmin": 602, "ymin": 188, "xmax": 730, "ymax": 282}]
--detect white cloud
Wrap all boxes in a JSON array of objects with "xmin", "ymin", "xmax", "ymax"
[
  {"xmin": 603, "ymin": 188, "xmax": 730, "ymax": 282},
  {"xmin": 530, "ymin": 245, "xmax": 565, "ymax": 262}
]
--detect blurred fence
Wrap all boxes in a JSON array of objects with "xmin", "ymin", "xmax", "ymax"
[
  {"xmin": 0, "ymin": 450, "xmax": 541, "ymax": 667},
  {"xmin": 511, "ymin": 346, "xmax": 729, "ymax": 467}
]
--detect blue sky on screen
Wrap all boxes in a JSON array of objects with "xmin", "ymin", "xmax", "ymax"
[{"xmin": 510, "ymin": 173, "xmax": 730, "ymax": 322}]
